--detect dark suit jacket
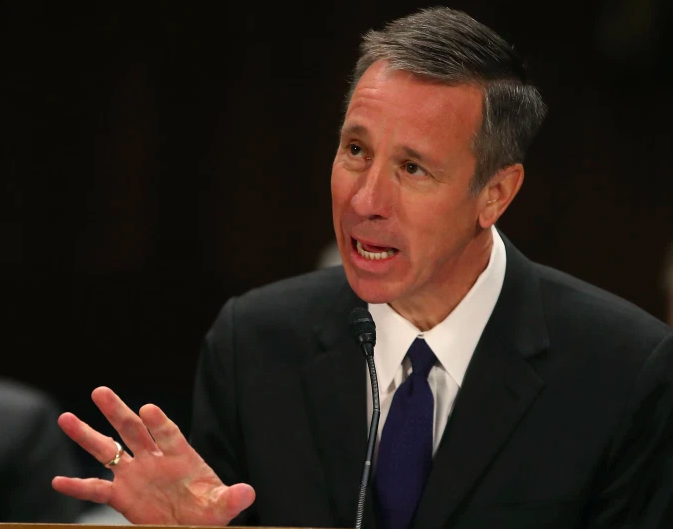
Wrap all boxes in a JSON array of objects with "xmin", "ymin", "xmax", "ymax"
[{"xmin": 190, "ymin": 235, "xmax": 673, "ymax": 528}]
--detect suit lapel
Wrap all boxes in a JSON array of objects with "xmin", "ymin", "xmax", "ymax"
[
  {"xmin": 301, "ymin": 282, "xmax": 377, "ymax": 528},
  {"xmin": 299, "ymin": 235, "xmax": 549, "ymax": 529},
  {"xmin": 413, "ymin": 235, "xmax": 550, "ymax": 529}
]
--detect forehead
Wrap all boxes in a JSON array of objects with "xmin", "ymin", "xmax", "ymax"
[{"xmin": 344, "ymin": 61, "xmax": 483, "ymax": 148}]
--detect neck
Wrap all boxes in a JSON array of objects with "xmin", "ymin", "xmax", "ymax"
[{"xmin": 390, "ymin": 228, "xmax": 494, "ymax": 332}]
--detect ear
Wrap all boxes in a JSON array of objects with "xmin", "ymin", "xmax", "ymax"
[{"xmin": 477, "ymin": 163, "xmax": 524, "ymax": 229}]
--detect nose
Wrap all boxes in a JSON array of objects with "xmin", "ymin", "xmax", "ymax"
[{"xmin": 349, "ymin": 159, "xmax": 393, "ymax": 220}]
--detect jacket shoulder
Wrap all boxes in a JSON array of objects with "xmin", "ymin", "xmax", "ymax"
[
  {"xmin": 206, "ymin": 266, "xmax": 349, "ymax": 344},
  {"xmin": 534, "ymin": 262, "xmax": 671, "ymax": 349},
  {"xmin": 236, "ymin": 265, "xmax": 347, "ymax": 316}
]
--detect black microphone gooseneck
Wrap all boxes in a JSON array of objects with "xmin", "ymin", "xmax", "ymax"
[{"xmin": 348, "ymin": 307, "xmax": 380, "ymax": 529}]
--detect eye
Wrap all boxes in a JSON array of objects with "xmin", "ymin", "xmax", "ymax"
[
  {"xmin": 349, "ymin": 143, "xmax": 363, "ymax": 156},
  {"xmin": 403, "ymin": 162, "xmax": 428, "ymax": 178}
]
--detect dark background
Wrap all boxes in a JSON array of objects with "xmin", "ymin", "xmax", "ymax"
[{"xmin": 2, "ymin": 0, "xmax": 672, "ymax": 477}]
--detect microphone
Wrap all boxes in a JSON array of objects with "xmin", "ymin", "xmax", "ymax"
[{"xmin": 348, "ymin": 307, "xmax": 381, "ymax": 529}]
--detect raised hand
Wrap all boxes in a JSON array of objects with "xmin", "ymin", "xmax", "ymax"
[{"xmin": 52, "ymin": 386, "xmax": 255, "ymax": 525}]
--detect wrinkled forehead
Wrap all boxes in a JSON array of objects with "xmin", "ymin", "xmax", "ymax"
[{"xmin": 343, "ymin": 61, "xmax": 484, "ymax": 148}]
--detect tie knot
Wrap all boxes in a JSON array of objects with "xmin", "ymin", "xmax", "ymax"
[{"xmin": 407, "ymin": 338, "xmax": 437, "ymax": 378}]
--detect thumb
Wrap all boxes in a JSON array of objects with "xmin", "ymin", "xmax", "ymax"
[{"xmin": 221, "ymin": 483, "xmax": 256, "ymax": 524}]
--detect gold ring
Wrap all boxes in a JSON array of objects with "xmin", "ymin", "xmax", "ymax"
[{"xmin": 104, "ymin": 441, "xmax": 125, "ymax": 468}]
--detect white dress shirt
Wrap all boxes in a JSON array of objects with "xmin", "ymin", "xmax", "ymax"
[{"xmin": 366, "ymin": 226, "xmax": 507, "ymax": 458}]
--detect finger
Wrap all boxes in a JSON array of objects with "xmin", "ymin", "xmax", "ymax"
[
  {"xmin": 52, "ymin": 476, "xmax": 113, "ymax": 504},
  {"xmin": 139, "ymin": 404, "xmax": 191, "ymax": 457},
  {"xmin": 58, "ymin": 412, "xmax": 132, "ymax": 466},
  {"xmin": 220, "ymin": 483, "xmax": 256, "ymax": 525},
  {"xmin": 92, "ymin": 386, "xmax": 158, "ymax": 456}
]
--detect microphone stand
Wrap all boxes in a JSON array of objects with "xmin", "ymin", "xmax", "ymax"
[{"xmin": 355, "ymin": 353, "xmax": 380, "ymax": 529}]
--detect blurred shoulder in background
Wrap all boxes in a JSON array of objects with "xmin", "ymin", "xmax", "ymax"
[
  {"xmin": 316, "ymin": 240, "xmax": 342, "ymax": 270},
  {"xmin": 0, "ymin": 378, "xmax": 83, "ymax": 522}
]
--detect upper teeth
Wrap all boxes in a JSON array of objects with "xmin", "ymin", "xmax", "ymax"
[{"xmin": 356, "ymin": 240, "xmax": 396, "ymax": 260}]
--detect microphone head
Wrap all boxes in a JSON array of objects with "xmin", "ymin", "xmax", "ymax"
[{"xmin": 348, "ymin": 307, "xmax": 376, "ymax": 351}]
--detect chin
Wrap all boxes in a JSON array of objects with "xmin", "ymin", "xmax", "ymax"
[{"xmin": 344, "ymin": 270, "xmax": 402, "ymax": 305}]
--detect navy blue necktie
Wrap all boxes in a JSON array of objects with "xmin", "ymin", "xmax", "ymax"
[{"xmin": 374, "ymin": 338, "xmax": 437, "ymax": 529}]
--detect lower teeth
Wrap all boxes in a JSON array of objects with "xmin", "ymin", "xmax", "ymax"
[{"xmin": 356, "ymin": 241, "xmax": 395, "ymax": 260}]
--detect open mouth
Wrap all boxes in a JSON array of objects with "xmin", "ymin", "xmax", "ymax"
[{"xmin": 352, "ymin": 238, "xmax": 399, "ymax": 261}]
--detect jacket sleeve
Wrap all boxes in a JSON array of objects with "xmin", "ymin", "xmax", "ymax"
[
  {"xmin": 189, "ymin": 297, "xmax": 257, "ymax": 525},
  {"xmin": 584, "ymin": 331, "xmax": 673, "ymax": 528}
]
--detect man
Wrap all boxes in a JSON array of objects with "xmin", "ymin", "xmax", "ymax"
[{"xmin": 53, "ymin": 7, "xmax": 673, "ymax": 529}]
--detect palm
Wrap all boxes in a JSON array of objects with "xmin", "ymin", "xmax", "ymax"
[
  {"xmin": 53, "ymin": 387, "xmax": 255, "ymax": 526},
  {"xmin": 107, "ymin": 446, "xmax": 224, "ymax": 524}
]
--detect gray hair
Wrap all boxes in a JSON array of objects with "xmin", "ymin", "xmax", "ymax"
[{"xmin": 346, "ymin": 7, "xmax": 548, "ymax": 193}]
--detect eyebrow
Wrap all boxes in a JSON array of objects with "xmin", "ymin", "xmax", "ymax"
[
  {"xmin": 401, "ymin": 146, "xmax": 426, "ymax": 162},
  {"xmin": 398, "ymin": 144, "xmax": 443, "ymax": 173},
  {"xmin": 340, "ymin": 123, "xmax": 369, "ymax": 139}
]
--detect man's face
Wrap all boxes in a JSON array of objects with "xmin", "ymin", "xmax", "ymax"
[{"xmin": 331, "ymin": 61, "xmax": 487, "ymax": 307}]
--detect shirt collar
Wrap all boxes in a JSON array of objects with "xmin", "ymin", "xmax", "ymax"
[{"xmin": 368, "ymin": 226, "xmax": 507, "ymax": 390}]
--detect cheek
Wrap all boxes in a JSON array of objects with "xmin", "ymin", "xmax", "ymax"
[
  {"xmin": 331, "ymin": 170, "xmax": 348, "ymax": 231},
  {"xmin": 331, "ymin": 167, "xmax": 354, "ymax": 214},
  {"xmin": 401, "ymin": 196, "xmax": 450, "ymax": 232},
  {"xmin": 402, "ymin": 199, "xmax": 470, "ymax": 255}
]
